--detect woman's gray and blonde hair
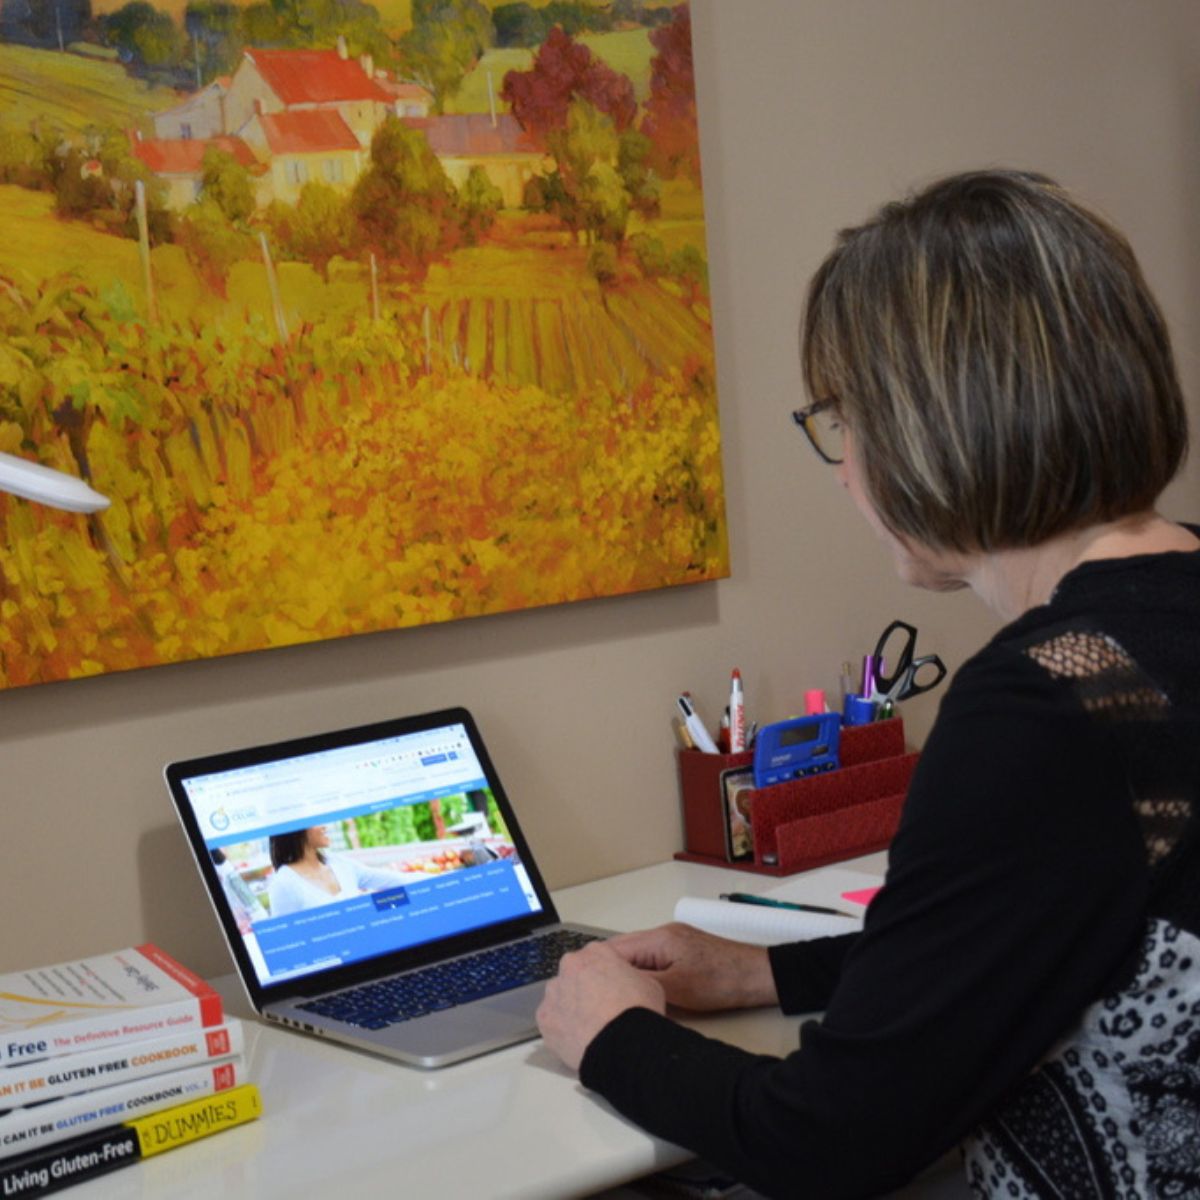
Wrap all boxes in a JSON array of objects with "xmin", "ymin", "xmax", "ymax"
[{"xmin": 801, "ymin": 169, "xmax": 1188, "ymax": 551}]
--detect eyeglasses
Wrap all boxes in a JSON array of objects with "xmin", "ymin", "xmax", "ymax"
[{"xmin": 792, "ymin": 399, "xmax": 845, "ymax": 464}]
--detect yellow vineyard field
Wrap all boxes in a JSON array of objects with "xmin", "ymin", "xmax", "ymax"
[{"xmin": 0, "ymin": 267, "xmax": 727, "ymax": 687}]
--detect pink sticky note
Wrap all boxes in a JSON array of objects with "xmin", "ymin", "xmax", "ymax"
[{"xmin": 841, "ymin": 887, "xmax": 881, "ymax": 907}]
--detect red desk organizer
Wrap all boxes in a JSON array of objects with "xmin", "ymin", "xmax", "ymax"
[{"xmin": 674, "ymin": 718, "xmax": 917, "ymax": 876}]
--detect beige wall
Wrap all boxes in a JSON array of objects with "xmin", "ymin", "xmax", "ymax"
[{"xmin": 3, "ymin": 0, "xmax": 1198, "ymax": 978}]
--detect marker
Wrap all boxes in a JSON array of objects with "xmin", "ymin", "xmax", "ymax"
[
  {"xmin": 803, "ymin": 688, "xmax": 826, "ymax": 715},
  {"xmin": 719, "ymin": 892, "xmax": 854, "ymax": 918},
  {"xmin": 728, "ymin": 669, "xmax": 747, "ymax": 753},
  {"xmin": 676, "ymin": 694, "xmax": 719, "ymax": 754},
  {"xmin": 860, "ymin": 654, "xmax": 877, "ymax": 697}
]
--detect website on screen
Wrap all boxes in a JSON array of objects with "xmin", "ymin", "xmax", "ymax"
[{"xmin": 182, "ymin": 724, "xmax": 542, "ymax": 985}]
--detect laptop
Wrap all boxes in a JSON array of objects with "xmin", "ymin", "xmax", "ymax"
[{"xmin": 165, "ymin": 707, "xmax": 610, "ymax": 1069}]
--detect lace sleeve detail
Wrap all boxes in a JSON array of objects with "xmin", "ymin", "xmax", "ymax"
[{"xmin": 1022, "ymin": 630, "xmax": 1186, "ymax": 869}]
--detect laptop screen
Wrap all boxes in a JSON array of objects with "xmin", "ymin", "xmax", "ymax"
[{"xmin": 171, "ymin": 715, "xmax": 548, "ymax": 991}]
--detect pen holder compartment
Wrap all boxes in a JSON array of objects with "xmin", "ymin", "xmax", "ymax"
[
  {"xmin": 675, "ymin": 718, "xmax": 914, "ymax": 875},
  {"xmin": 676, "ymin": 745, "xmax": 754, "ymax": 860}
]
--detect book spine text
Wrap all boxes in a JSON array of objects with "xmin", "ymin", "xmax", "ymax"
[
  {"xmin": 0, "ymin": 1084, "xmax": 261, "ymax": 1198},
  {"xmin": 0, "ymin": 1062, "xmax": 239, "ymax": 1155}
]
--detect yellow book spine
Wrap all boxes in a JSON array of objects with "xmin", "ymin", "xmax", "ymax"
[{"xmin": 127, "ymin": 1083, "xmax": 262, "ymax": 1158}]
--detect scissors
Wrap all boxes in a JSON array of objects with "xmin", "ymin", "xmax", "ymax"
[{"xmin": 867, "ymin": 620, "xmax": 947, "ymax": 717}]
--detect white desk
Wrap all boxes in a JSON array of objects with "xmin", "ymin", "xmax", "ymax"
[{"xmin": 67, "ymin": 856, "xmax": 892, "ymax": 1200}]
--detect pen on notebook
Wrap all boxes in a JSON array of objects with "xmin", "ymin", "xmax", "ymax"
[
  {"xmin": 718, "ymin": 892, "xmax": 855, "ymax": 918},
  {"xmin": 676, "ymin": 693, "xmax": 719, "ymax": 754}
]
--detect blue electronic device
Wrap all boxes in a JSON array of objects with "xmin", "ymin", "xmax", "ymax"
[{"xmin": 752, "ymin": 713, "xmax": 842, "ymax": 788}]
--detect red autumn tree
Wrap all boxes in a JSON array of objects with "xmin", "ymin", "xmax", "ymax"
[
  {"xmin": 501, "ymin": 25, "xmax": 637, "ymax": 138},
  {"xmin": 641, "ymin": 5, "xmax": 700, "ymax": 182}
]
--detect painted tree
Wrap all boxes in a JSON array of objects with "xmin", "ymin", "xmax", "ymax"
[
  {"xmin": 352, "ymin": 115, "xmax": 459, "ymax": 270},
  {"xmin": 100, "ymin": 1, "xmax": 186, "ymax": 71},
  {"xmin": 176, "ymin": 200, "xmax": 255, "ymax": 295},
  {"xmin": 235, "ymin": 0, "xmax": 391, "ymax": 60},
  {"xmin": 97, "ymin": 127, "xmax": 172, "ymax": 242},
  {"xmin": 617, "ymin": 127, "xmax": 659, "ymax": 220},
  {"xmin": 398, "ymin": 0, "xmax": 493, "ymax": 113},
  {"xmin": 237, "ymin": 1, "xmax": 282, "ymax": 44},
  {"xmin": 201, "ymin": 145, "xmax": 254, "ymax": 224},
  {"xmin": 268, "ymin": 181, "xmax": 354, "ymax": 280},
  {"xmin": 458, "ymin": 165, "xmax": 503, "ymax": 244},
  {"xmin": 490, "ymin": 2, "xmax": 543, "ymax": 48},
  {"xmin": 492, "ymin": 1, "xmax": 612, "ymax": 47},
  {"xmin": 52, "ymin": 148, "xmax": 109, "ymax": 220},
  {"xmin": 170, "ymin": 145, "xmax": 258, "ymax": 294},
  {"xmin": 2, "ymin": 0, "xmax": 92, "ymax": 49},
  {"xmin": 0, "ymin": 128, "xmax": 46, "ymax": 189},
  {"xmin": 611, "ymin": 0, "xmax": 673, "ymax": 28},
  {"xmin": 549, "ymin": 98, "xmax": 626, "ymax": 243},
  {"xmin": 641, "ymin": 4, "xmax": 700, "ymax": 182},
  {"xmin": 183, "ymin": 0, "xmax": 242, "ymax": 85},
  {"xmin": 43, "ymin": 127, "xmax": 171, "ymax": 242},
  {"xmin": 501, "ymin": 25, "xmax": 636, "ymax": 139}
]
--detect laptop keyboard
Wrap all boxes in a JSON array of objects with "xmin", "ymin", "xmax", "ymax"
[{"xmin": 298, "ymin": 929, "xmax": 601, "ymax": 1031}]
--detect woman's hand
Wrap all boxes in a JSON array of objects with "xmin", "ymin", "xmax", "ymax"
[
  {"xmin": 536, "ymin": 923, "xmax": 780, "ymax": 1073},
  {"xmin": 537, "ymin": 941, "xmax": 666, "ymax": 1071},
  {"xmin": 609, "ymin": 922, "xmax": 779, "ymax": 1012}
]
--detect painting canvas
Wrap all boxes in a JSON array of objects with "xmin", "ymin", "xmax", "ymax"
[{"xmin": 0, "ymin": 0, "xmax": 727, "ymax": 689}]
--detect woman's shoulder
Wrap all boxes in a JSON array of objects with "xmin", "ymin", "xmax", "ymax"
[{"xmin": 939, "ymin": 628, "xmax": 1069, "ymax": 722}]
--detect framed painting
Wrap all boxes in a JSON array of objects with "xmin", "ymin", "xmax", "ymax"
[{"xmin": 0, "ymin": 0, "xmax": 727, "ymax": 688}]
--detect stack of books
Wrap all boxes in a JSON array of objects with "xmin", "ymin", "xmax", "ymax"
[{"xmin": 0, "ymin": 944, "xmax": 261, "ymax": 1197}]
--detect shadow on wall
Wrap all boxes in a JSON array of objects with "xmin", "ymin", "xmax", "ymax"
[
  {"xmin": 0, "ymin": 577, "xmax": 723, "ymax": 744},
  {"xmin": 138, "ymin": 823, "xmax": 231, "ymax": 978}
]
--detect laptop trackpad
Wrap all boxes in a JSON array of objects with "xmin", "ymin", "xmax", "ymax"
[
  {"xmin": 482, "ymin": 981, "xmax": 544, "ymax": 1021},
  {"xmin": 396, "ymin": 984, "xmax": 544, "ymax": 1063}
]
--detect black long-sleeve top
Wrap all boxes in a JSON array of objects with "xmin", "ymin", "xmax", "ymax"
[{"xmin": 580, "ymin": 539, "xmax": 1200, "ymax": 1198}]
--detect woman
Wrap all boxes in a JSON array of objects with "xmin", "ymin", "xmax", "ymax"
[
  {"xmin": 536, "ymin": 170, "xmax": 1200, "ymax": 1197},
  {"xmin": 267, "ymin": 825, "xmax": 408, "ymax": 917}
]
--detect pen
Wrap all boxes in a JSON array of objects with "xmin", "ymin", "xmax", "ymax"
[
  {"xmin": 676, "ymin": 693, "xmax": 719, "ymax": 754},
  {"xmin": 728, "ymin": 669, "xmax": 746, "ymax": 753},
  {"xmin": 673, "ymin": 716, "xmax": 695, "ymax": 750},
  {"xmin": 840, "ymin": 660, "xmax": 856, "ymax": 704},
  {"xmin": 719, "ymin": 892, "xmax": 855, "ymax": 918}
]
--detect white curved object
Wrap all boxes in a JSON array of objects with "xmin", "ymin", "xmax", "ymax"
[{"xmin": 0, "ymin": 450, "xmax": 110, "ymax": 512}]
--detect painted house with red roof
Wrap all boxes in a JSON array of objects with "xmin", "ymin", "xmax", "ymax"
[
  {"xmin": 222, "ymin": 43, "xmax": 393, "ymax": 151},
  {"xmin": 152, "ymin": 77, "xmax": 232, "ymax": 142},
  {"xmin": 129, "ymin": 132, "xmax": 262, "ymax": 210},
  {"xmin": 240, "ymin": 108, "xmax": 365, "ymax": 205},
  {"xmin": 134, "ymin": 38, "xmax": 540, "ymax": 212},
  {"xmin": 403, "ymin": 114, "xmax": 548, "ymax": 208},
  {"xmin": 376, "ymin": 78, "xmax": 434, "ymax": 119}
]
